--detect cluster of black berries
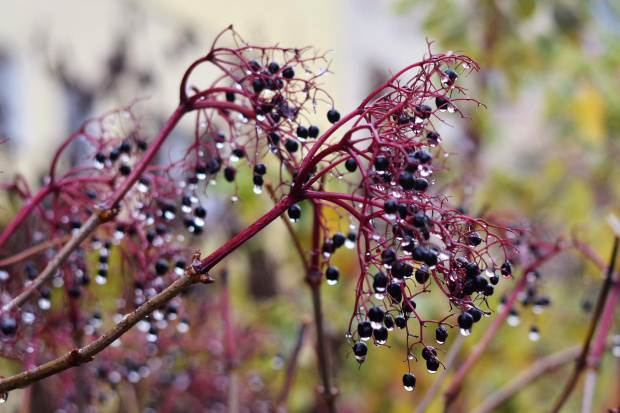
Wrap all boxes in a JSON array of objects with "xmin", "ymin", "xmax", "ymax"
[
  {"xmin": 331, "ymin": 63, "xmax": 518, "ymax": 391},
  {"xmin": 93, "ymin": 136, "xmax": 147, "ymax": 179}
]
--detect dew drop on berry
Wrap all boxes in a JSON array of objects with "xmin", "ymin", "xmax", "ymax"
[
  {"xmin": 0, "ymin": 393, "xmax": 8, "ymax": 404},
  {"xmin": 529, "ymin": 325, "xmax": 540, "ymax": 341},
  {"xmin": 254, "ymin": 185, "xmax": 263, "ymax": 194}
]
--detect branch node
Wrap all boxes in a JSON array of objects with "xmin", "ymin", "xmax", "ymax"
[
  {"xmin": 188, "ymin": 250, "xmax": 215, "ymax": 284},
  {"xmin": 93, "ymin": 205, "xmax": 120, "ymax": 222},
  {"xmin": 66, "ymin": 349, "xmax": 93, "ymax": 366},
  {"xmin": 305, "ymin": 267, "xmax": 322, "ymax": 287}
]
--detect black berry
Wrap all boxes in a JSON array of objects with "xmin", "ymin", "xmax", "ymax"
[{"xmin": 327, "ymin": 109, "xmax": 340, "ymax": 123}]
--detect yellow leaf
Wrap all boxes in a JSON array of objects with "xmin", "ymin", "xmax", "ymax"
[{"xmin": 571, "ymin": 83, "xmax": 606, "ymax": 145}]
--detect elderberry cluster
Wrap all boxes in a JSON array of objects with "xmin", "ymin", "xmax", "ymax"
[{"xmin": 286, "ymin": 56, "xmax": 521, "ymax": 390}]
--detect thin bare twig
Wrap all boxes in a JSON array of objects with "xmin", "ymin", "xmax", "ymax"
[
  {"xmin": 308, "ymin": 201, "xmax": 337, "ymax": 413},
  {"xmin": 550, "ymin": 236, "xmax": 619, "ymax": 413},
  {"xmin": 0, "ymin": 272, "xmax": 199, "ymax": 393},
  {"xmin": 581, "ymin": 216, "xmax": 620, "ymax": 413},
  {"xmin": 268, "ymin": 183, "xmax": 337, "ymax": 411},
  {"xmin": 471, "ymin": 336, "xmax": 616, "ymax": 413},
  {"xmin": 221, "ymin": 270, "xmax": 239, "ymax": 413},
  {"xmin": 277, "ymin": 318, "xmax": 310, "ymax": 409},
  {"xmin": 0, "ymin": 234, "xmax": 72, "ymax": 268},
  {"xmin": 2, "ymin": 212, "xmax": 103, "ymax": 313}
]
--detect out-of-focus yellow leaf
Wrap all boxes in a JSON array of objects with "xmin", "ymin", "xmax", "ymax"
[{"xmin": 571, "ymin": 83, "xmax": 606, "ymax": 145}]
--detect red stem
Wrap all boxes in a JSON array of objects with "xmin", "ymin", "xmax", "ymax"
[
  {"xmin": 195, "ymin": 194, "xmax": 297, "ymax": 273},
  {"xmin": 104, "ymin": 104, "xmax": 187, "ymax": 209},
  {"xmin": 0, "ymin": 185, "xmax": 53, "ymax": 248}
]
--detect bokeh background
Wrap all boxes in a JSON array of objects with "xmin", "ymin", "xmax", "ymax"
[{"xmin": 0, "ymin": 0, "xmax": 619, "ymax": 412}]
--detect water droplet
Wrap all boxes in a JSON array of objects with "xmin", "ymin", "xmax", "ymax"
[
  {"xmin": 231, "ymin": 195, "xmax": 239, "ymax": 202},
  {"xmin": 408, "ymin": 353, "xmax": 415, "ymax": 360},
  {"xmin": 253, "ymin": 185, "xmax": 263, "ymax": 194},
  {"xmin": 355, "ymin": 355, "xmax": 367, "ymax": 363},
  {"xmin": 418, "ymin": 165, "xmax": 433, "ymax": 177},
  {"xmin": 194, "ymin": 217, "xmax": 205, "ymax": 227},
  {"xmin": 137, "ymin": 320, "xmax": 150, "ymax": 333},
  {"xmin": 229, "ymin": 154, "xmax": 240, "ymax": 163},
  {"xmin": 22, "ymin": 312, "xmax": 35, "ymax": 323},
  {"xmin": 197, "ymin": 172, "xmax": 207, "ymax": 180},
  {"xmin": 289, "ymin": 217, "xmax": 299, "ymax": 223},
  {"xmin": 326, "ymin": 279, "xmax": 338, "ymax": 286},
  {"xmin": 529, "ymin": 330, "xmax": 540, "ymax": 341},
  {"xmin": 0, "ymin": 392, "xmax": 8, "ymax": 404},
  {"xmin": 0, "ymin": 270, "xmax": 9, "ymax": 281},
  {"xmin": 256, "ymin": 114, "xmax": 266, "ymax": 121},
  {"xmin": 370, "ymin": 321, "xmax": 382, "ymax": 330},
  {"xmin": 177, "ymin": 321, "xmax": 190, "ymax": 333},
  {"xmin": 93, "ymin": 160, "xmax": 105, "ymax": 170},
  {"xmin": 38, "ymin": 298, "xmax": 51, "ymax": 310},
  {"xmin": 507, "ymin": 314, "xmax": 520, "ymax": 327},
  {"xmin": 438, "ymin": 250, "xmax": 451, "ymax": 261},
  {"xmin": 460, "ymin": 328, "xmax": 471, "ymax": 336},
  {"xmin": 404, "ymin": 385, "xmax": 414, "ymax": 392},
  {"xmin": 376, "ymin": 338, "xmax": 387, "ymax": 345},
  {"xmin": 462, "ymin": 62, "xmax": 470, "ymax": 69},
  {"xmin": 441, "ymin": 74, "xmax": 450, "ymax": 87},
  {"xmin": 447, "ymin": 104, "xmax": 456, "ymax": 114}
]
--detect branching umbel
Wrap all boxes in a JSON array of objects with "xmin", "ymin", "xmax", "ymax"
[{"xmin": 0, "ymin": 27, "xmax": 519, "ymax": 410}]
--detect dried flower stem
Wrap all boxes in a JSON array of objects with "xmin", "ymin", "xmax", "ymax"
[
  {"xmin": 550, "ymin": 236, "xmax": 619, "ymax": 413},
  {"xmin": 277, "ymin": 319, "xmax": 310, "ymax": 409},
  {"xmin": 550, "ymin": 237, "xmax": 619, "ymax": 412},
  {"xmin": 2, "ymin": 213, "xmax": 102, "ymax": 312},
  {"xmin": 0, "ymin": 234, "xmax": 72, "ymax": 268}
]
